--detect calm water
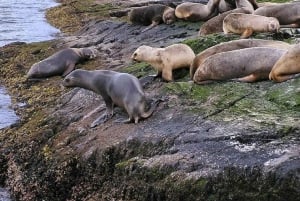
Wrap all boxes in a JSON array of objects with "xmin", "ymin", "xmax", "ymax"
[{"xmin": 0, "ymin": 0, "xmax": 60, "ymax": 199}]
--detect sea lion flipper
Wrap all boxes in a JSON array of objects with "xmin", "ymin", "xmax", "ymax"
[
  {"xmin": 240, "ymin": 28, "xmax": 253, "ymax": 39},
  {"xmin": 141, "ymin": 21, "xmax": 159, "ymax": 32},
  {"xmin": 62, "ymin": 63, "xmax": 76, "ymax": 77}
]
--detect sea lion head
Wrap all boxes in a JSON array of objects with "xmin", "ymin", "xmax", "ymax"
[
  {"xmin": 163, "ymin": 8, "xmax": 176, "ymax": 24},
  {"xmin": 268, "ymin": 18, "xmax": 280, "ymax": 33},
  {"xmin": 26, "ymin": 62, "xmax": 43, "ymax": 79},
  {"xmin": 63, "ymin": 69, "xmax": 84, "ymax": 87},
  {"xmin": 79, "ymin": 48, "xmax": 98, "ymax": 59},
  {"xmin": 131, "ymin": 45, "xmax": 153, "ymax": 61}
]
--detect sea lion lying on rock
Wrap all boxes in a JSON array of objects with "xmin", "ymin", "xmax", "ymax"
[
  {"xmin": 199, "ymin": 7, "xmax": 253, "ymax": 36},
  {"xmin": 131, "ymin": 44, "xmax": 195, "ymax": 81},
  {"xmin": 193, "ymin": 47, "xmax": 287, "ymax": 84},
  {"xmin": 269, "ymin": 43, "xmax": 300, "ymax": 82},
  {"xmin": 63, "ymin": 69, "xmax": 160, "ymax": 127},
  {"xmin": 175, "ymin": 0, "xmax": 220, "ymax": 21},
  {"xmin": 223, "ymin": 13, "xmax": 280, "ymax": 38},
  {"xmin": 254, "ymin": 2, "xmax": 300, "ymax": 28},
  {"xmin": 128, "ymin": 4, "xmax": 176, "ymax": 32},
  {"xmin": 190, "ymin": 39, "xmax": 291, "ymax": 79},
  {"xmin": 27, "ymin": 48, "xmax": 98, "ymax": 79}
]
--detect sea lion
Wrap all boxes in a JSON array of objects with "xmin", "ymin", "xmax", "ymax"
[
  {"xmin": 254, "ymin": 3, "xmax": 300, "ymax": 28},
  {"xmin": 63, "ymin": 69, "xmax": 159, "ymax": 127},
  {"xmin": 190, "ymin": 39, "xmax": 291, "ymax": 79},
  {"xmin": 131, "ymin": 44, "xmax": 195, "ymax": 81},
  {"xmin": 175, "ymin": 0, "xmax": 220, "ymax": 22},
  {"xmin": 218, "ymin": 0, "xmax": 258, "ymax": 13},
  {"xmin": 223, "ymin": 13, "xmax": 280, "ymax": 38},
  {"xmin": 27, "ymin": 48, "xmax": 98, "ymax": 79},
  {"xmin": 128, "ymin": 4, "xmax": 176, "ymax": 32},
  {"xmin": 199, "ymin": 7, "xmax": 253, "ymax": 36},
  {"xmin": 193, "ymin": 47, "xmax": 287, "ymax": 84},
  {"xmin": 269, "ymin": 44, "xmax": 300, "ymax": 82}
]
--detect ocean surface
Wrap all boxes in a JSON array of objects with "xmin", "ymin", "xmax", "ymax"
[{"xmin": 0, "ymin": 0, "xmax": 60, "ymax": 199}]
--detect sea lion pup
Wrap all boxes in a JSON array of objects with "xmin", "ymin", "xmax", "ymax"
[
  {"xmin": 27, "ymin": 48, "xmax": 98, "ymax": 79},
  {"xmin": 223, "ymin": 13, "xmax": 280, "ymax": 38},
  {"xmin": 175, "ymin": 0, "xmax": 220, "ymax": 22},
  {"xmin": 254, "ymin": 3, "xmax": 300, "ymax": 28},
  {"xmin": 190, "ymin": 39, "xmax": 291, "ymax": 79},
  {"xmin": 128, "ymin": 4, "xmax": 176, "ymax": 32},
  {"xmin": 131, "ymin": 44, "xmax": 195, "ymax": 82},
  {"xmin": 63, "ymin": 69, "xmax": 160, "ymax": 127},
  {"xmin": 199, "ymin": 7, "xmax": 253, "ymax": 36},
  {"xmin": 193, "ymin": 47, "xmax": 287, "ymax": 84},
  {"xmin": 269, "ymin": 44, "xmax": 300, "ymax": 82}
]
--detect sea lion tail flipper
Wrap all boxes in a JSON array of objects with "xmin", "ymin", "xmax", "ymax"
[
  {"xmin": 140, "ymin": 98, "xmax": 164, "ymax": 119},
  {"xmin": 109, "ymin": 8, "xmax": 131, "ymax": 17},
  {"xmin": 240, "ymin": 28, "xmax": 253, "ymax": 39}
]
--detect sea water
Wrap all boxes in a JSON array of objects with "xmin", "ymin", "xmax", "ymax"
[{"xmin": 0, "ymin": 0, "xmax": 60, "ymax": 199}]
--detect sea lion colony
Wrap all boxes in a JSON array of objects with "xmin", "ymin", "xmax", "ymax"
[{"xmin": 26, "ymin": 0, "xmax": 299, "ymax": 126}]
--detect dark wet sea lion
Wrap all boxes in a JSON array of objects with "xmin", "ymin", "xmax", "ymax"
[
  {"xmin": 128, "ymin": 4, "xmax": 176, "ymax": 32},
  {"xmin": 193, "ymin": 47, "xmax": 287, "ymax": 84},
  {"xmin": 223, "ymin": 13, "xmax": 280, "ymax": 38},
  {"xmin": 63, "ymin": 69, "xmax": 159, "ymax": 127},
  {"xmin": 190, "ymin": 39, "xmax": 291, "ymax": 79},
  {"xmin": 269, "ymin": 44, "xmax": 300, "ymax": 82},
  {"xmin": 27, "ymin": 48, "xmax": 97, "ymax": 79}
]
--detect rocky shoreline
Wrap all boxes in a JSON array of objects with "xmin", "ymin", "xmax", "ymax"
[{"xmin": 0, "ymin": 0, "xmax": 299, "ymax": 200}]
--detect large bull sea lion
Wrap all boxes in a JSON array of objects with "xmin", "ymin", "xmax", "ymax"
[
  {"xmin": 193, "ymin": 47, "xmax": 287, "ymax": 84},
  {"xmin": 63, "ymin": 69, "xmax": 160, "ymax": 127},
  {"xmin": 190, "ymin": 39, "xmax": 291, "ymax": 79},
  {"xmin": 27, "ymin": 48, "xmax": 97, "ymax": 79}
]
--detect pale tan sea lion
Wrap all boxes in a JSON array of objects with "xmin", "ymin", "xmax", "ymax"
[
  {"xmin": 128, "ymin": 4, "xmax": 176, "ymax": 32},
  {"xmin": 131, "ymin": 44, "xmax": 195, "ymax": 81},
  {"xmin": 27, "ymin": 48, "xmax": 97, "ymax": 79},
  {"xmin": 193, "ymin": 47, "xmax": 287, "ymax": 84},
  {"xmin": 269, "ymin": 44, "xmax": 300, "ymax": 82},
  {"xmin": 175, "ymin": 0, "xmax": 220, "ymax": 22},
  {"xmin": 254, "ymin": 3, "xmax": 300, "ymax": 28},
  {"xmin": 223, "ymin": 13, "xmax": 280, "ymax": 38},
  {"xmin": 190, "ymin": 39, "xmax": 291, "ymax": 79},
  {"xmin": 199, "ymin": 7, "xmax": 253, "ymax": 36},
  {"xmin": 63, "ymin": 69, "xmax": 160, "ymax": 127}
]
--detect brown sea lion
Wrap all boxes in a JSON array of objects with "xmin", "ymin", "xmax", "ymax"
[
  {"xmin": 199, "ymin": 7, "xmax": 253, "ymax": 36},
  {"xmin": 63, "ymin": 69, "xmax": 160, "ymax": 127},
  {"xmin": 254, "ymin": 2, "xmax": 300, "ymax": 28},
  {"xmin": 223, "ymin": 13, "xmax": 280, "ymax": 38},
  {"xmin": 269, "ymin": 44, "xmax": 300, "ymax": 82},
  {"xmin": 175, "ymin": 0, "xmax": 220, "ymax": 22},
  {"xmin": 131, "ymin": 44, "xmax": 195, "ymax": 81},
  {"xmin": 27, "ymin": 48, "xmax": 98, "ymax": 79},
  {"xmin": 218, "ymin": 0, "xmax": 235, "ymax": 13},
  {"xmin": 190, "ymin": 39, "xmax": 291, "ymax": 79},
  {"xmin": 128, "ymin": 4, "xmax": 176, "ymax": 32},
  {"xmin": 193, "ymin": 47, "xmax": 287, "ymax": 84}
]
